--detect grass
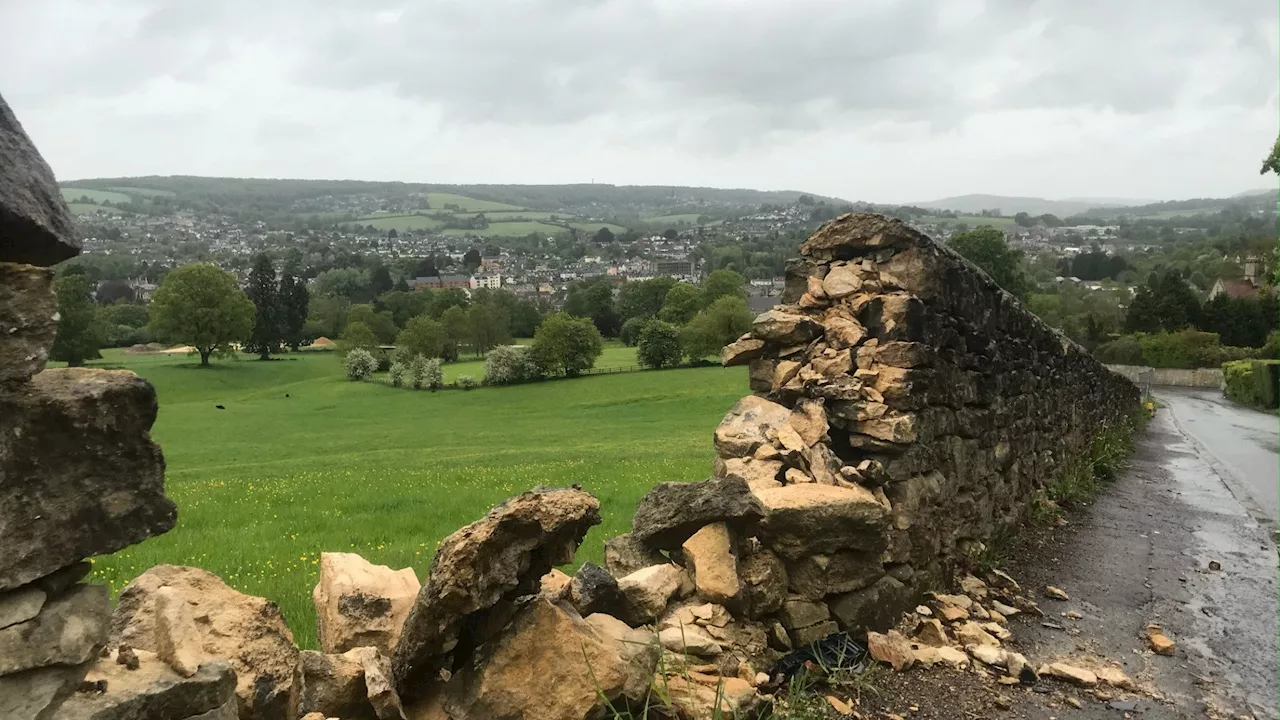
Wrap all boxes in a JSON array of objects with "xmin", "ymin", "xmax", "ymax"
[
  {"xmin": 108, "ymin": 186, "xmax": 176, "ymax": 197},
  {"xmin": 483, "ymin": 210, "xmax": 571, "ymax": 221},
  {"xmin": 427, "ymin": 192, "xmax": 525, "ymax": 212},
  {"xmin": 643, "ymin": 213, "xmax": 705, "ymax": 226},
  {"xmin": 442, "ymin": 221, "xmax": 569, "ymax": 238},
  {"xmin": 1045, "ymin": 408, "xmax": 1147, "ymax": 508},
  {"xmin": 419, "ymin": 343, "xmax": 639, "ymax": 383},
  {"xmin": 61, "ymin": 187, "xmax": 132, "ymax": 204},
  {"xmin": 68, "ymin": 203, "xmax": 132, "ymax": 215},
  {"xmin": 359, "ymin": 214, "xmax": 445, "ymax": 231},
  {"xmin": 79, "ymin": 348, "xmax": 745, "ymax": 649}
]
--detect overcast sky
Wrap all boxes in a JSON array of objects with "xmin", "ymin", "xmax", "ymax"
[{"xmin": 2, "ymin": 0, "xmax": 1276, "ymax": 204}]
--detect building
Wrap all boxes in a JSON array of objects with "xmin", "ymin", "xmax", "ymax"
[
  {"xmin": 470, "ymin": 273, "xmax": 502, "ymax": 290},
  {"xmin": 1207, "ymin": 256, "xmax": 1266, "ymax": 300},
  {"xmin": 655, "ymin": 258, "xmax": 698, "ymax": 279},
  {"xmin": 411, "ymin": 274, "xmax": 471, "ymax": 290}
]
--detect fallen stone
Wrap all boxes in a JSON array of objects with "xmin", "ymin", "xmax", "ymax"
[
  {"xmin": 0, "ymin": 95, "xmax": 80, "ymax": 266},
  {"xmin": 1044, "ymin": 585, "xmax": 1070, "ymax": 601},
  {"xmin": 721, "ymin": 336, "xmax": 767, "ymax": 367},
  {"xmin": 937, "ymin": 605, "xmax": 969, "ymax": 622},
  {"xmin": 0, "ymin": 263, "xmax": 57, "ymax": 383},
  {"xmin": 569, "ymin": 562, "xmax": 624, "ymax": 617},
  {"xmin": 0, "ymin": 662, "xmax": 95, "ymax": 720},
  {"xmin": 990, "ymin": 600, "xmax": 1019, "ymax": 617},
  {"xmin": 1038, "ymin": 662, "xmax": 1098, "ymax": 687},
  {"xmin": 985, "ymin": 569, "xmax": 1021, "ymax": 591},
  {"xmin": 617, "ymin": 564, "xmax": 686, "ymax": 623},
  {"xmin": 1095, "ymin": 666, "xmax": 1136, "ymax": 690},
  {"xmin": 631, "ymin": 477, "xmax": 765, "ymax": 549},
  {"xmin": 663, "ymin": 674, "xmax": 758, "ymax": 719},
  {"xmin": 540, "ymin": 569, "xmax": 572, "ymax": 601},
  {"xmin": 967, "ymin": 644, "xmax": 1004, "ymax": 667},
  {"xmin": 988, "ymin": 609, "xmax": 1007, "ymax": 624},
  {"xmin": 969, "ymin": 603, "xmax": 990, "ymax": 620},
  {"xmin": 981, "ymin": 621, "xmax": 1012, "ymax": 640},
  {"xmin": 0, "ymin": 369, "xmax": 175, "ymax": 592},
  {"xmin": 959, "ymin": 575, "xmax": 988, "ymax": 599},
  {"xmin": 779, "ymin": 597, "xmax": 830, "ymax": 629},
  {"xmin": 0, "ymin": 584, "xmax": 46, "ymax": 630},
  {"xmin": 713, "ymin": 395, "xmax": 793, "ymax": 457},
  {"xmin": 603, "ymin": 533, "xmax": 664, "ymax": 577},
  {"xmin": 110, "ymin": 565, "xmax": 300, "ymax": 720},
  {"xmin": 658, "ymin": 625, "xmax": 723, "ymax": 657},
  {"xmin": 359, "ymin": 649, "xmax": 404, "ymax": 720},
  {"xmin": 915, "ymin": 605, "xmax": 932, "ymax": 617},
  {"xmin": 954, "ymin": 622, "xmax": 1000, "ymax": 648},
  {"xmin": 754, "ymin": 484, "xmax": 886, "ymax": 560},
  {"xmin": 0, "ymin": 583, "xmax": 108, "ymax": 676},
  {"xmin": 930, "ymin": 593, "xmax": 972, "ymax": 610},
  {"xmin": 829, "ymin": 575, "xmax": 914, "ymax": 634},
  {"xmin": 1146, "ymin": 624, "xmax": 1176, "ymax": 655},
  {"xmin": 298, "ymin": 649, "xmax": 374, "ymax": 720},
  {"xmin": 56, "ymin": 651, "xmax": 237, "ymax": 720},
  {"xmin": 436, "ymin": 600, "xmax": 658, "ymax": 720},
  {"xmin": 313, "ymin": 552, "xmax": 420, "ymax": 655},
  {"xmin": 154, "ymin": 586, "xmax": 203, "ymax": 678},
  {"xmin": 784, "ymin": 551, "xmax": 882, "ymax": 601},
  {"xmin": 867, "ymin": 630, "xmax": 915, "ymax": 671},
  {"xmin": 1064, "ymin": 609, "xmax": 1082, "ymax": 620},
  {"xmin": 933, "ymin": 646, "xmax": 970, "ymax": 670},
  {"xmin": 788, "ymin": 398, "xmax": 829, "ymax": 446},
  {"xmin": 914, "ymin": 619, "xmax": 949, "ymax": 647},
  {"xmin": 391, "ymin": 488, "xmax": 600, "ymax": 697},
  {"xmin": 751, "ymin": 309, "xmax": 822, "ymax": 345},
  {"xmin": 715, "ymin": 456, "xmax": 784, "ymax": 490},
  {"xmin": 681, "ymin": 522, "xmax": 740, "ymax": 605},
  {"xmin": 737, "ymin": 548, "xmax": 788, "ymax": 618}
]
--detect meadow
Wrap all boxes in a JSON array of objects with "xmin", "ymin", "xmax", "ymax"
[
  {"xmin": 441, "ymin": 221, "xmax": 568, "ymax": 238},
  {"xmin": 61, "ymin": 187, "xmax": 132, "ymax": 204},
  {"xmin": 426, "ymin": 192, "xmax": 524, "ymax": 212},
  {"xmin": 358, "ymin": 214, "xmax": 445, "ymax": 231},
  {"xmin": 921, "ymin": 214, "xmax": 1016, "ymax": 227},
  {"xmin": 82, "ymin": 349, "xmax": 746, "ymax": 648}
]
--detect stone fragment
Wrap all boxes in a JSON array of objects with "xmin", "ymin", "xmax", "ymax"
[
  {"xmin": 1146, "ymin": 624, "xmax": 1176, "ymax": 655},
  {"xmin": 617, "ymin": 564, "xmax": 686, "ymax": 623},
  {"xmin": 663, "ymin": 674, "xmax": 758, "ymax": 719},
  {"xmin": 954, "ymin": 621, "xmax": 1000, "ymax": 648},
  {"xmin": 981, "ymin": 621, "xmax": 1011, "ymax": 640},
  {"xmin": 0, "ymin": 369, "xmax": 174, "ymax": 592},
  {"xmin": 154, "ymin": 586, "xmax": 203, "ymax": 678},
  {"xmin": 937, "ymin": 604, "xmax": 969, "ymax": 622},
  {"xmin": 754, "ymin": 484, "xmax": 886, "ymax": 560},
  {"xmin": 658, "ymin": 625, "xmax": 723, "ymax": 657},
  {"xmin": 915, "ymin": 605, "xmax": 932, "ymax": 617},
  {"xmin": 990, "ymin": 600, "xmax": 1019, "ymax": 617},
  {"xmin": 110, "ymin": 565, "xmax": 300, "ymax": 720},
  {"xmin": 914, "ymin": 618, "xmax": 949, "ymax": 647},
  {"xmin": 681, "ymin": 522, "xmax": 740, "ymax": 604},
  {"xmin": 829, "ymin": 576, "xmax": 914, "ymax": 634},
  {"xmin": 0, "ymin": 663, "xmax": 94, "ymax": 720},
  {"xmin": 391, "ymin": 488, "xmax": 600, "ymax": 697},
  {"xmin": 359, "ymin": 649, "xmax": 405, "ymax": 720},
  {"xmin": 313, "ymin": 552, "xmax": 420, "ymax": 655},
  {"xmin": 967, "ymin": 644, "xmax": 1004, "ymax": 667},
  {"xmin": 56, "ymin": 651, "xmax": 237, "ymax": 720},
  {"xmin": 569, "ymin": 562, "xmax": 623, "ymax": 616},
  {"xmin": 790, "ymin": 620, "xmax": 839, "ymax": 646},
  {"xmin": 540, "ymin": 569, "xmax": 572, "ymax": 601},
  {"xmin": 959, "ymin": 575, "xmax": 988, "ymax": 599},
  {"xmin": 823, "ymin": 316, "xmax": 867, "ymax": 350},
  {"xmin": 1044, "ymin": 585, "xmax": 1069, "ymax": 601},
  {"xmin": 866, "ymin": 630, "xmax": 915, "ymax": 671},
  {"xmin": 784, "ymin": 551, "xmax": 882, "ymax": 601},
  {"xmin": 826, "ymin": 694, "xmax": 854, "ymax": 715},
  {"xmin": 766, "ymin": 621, "xmax": 791, "ymax": 651},
  {"xmin": 933, "ymin": 646, "xmax": 970, "ymax": 670},
  {"xmin": 298, "ymin": 649, "xmax": 374, "ymax": 720},
  {"xmin": 985, "ymin": 569, "xmax": 1021, "ymax": 591},
  {"xmin": 713, "ymin": 395, "xmax": 793, "ymax": 457},
  {"xmin": 737, "ymin": 548, "xmax": 787, "ymax": 618},
  {"xmin": 0, "ymin": 263, "xmax": 57, "ymax": 383},
  {"xmin": 788, "ymin": 398, "xmax": 829, "ymax": 446},
  {"xmin": 778, "ymin": 598, "xmax": 830, "ymax": 630},
  {"xmin": 715, "ymin": 456, "xmax": 784, "ymax": 490},
  {"xmin": 821, "ymin": 263, "xmax": 863, "ymax": 298},
  {"xmin": 1095, "ymin": 666, "xmax": 1136, "ymax": 690},
  {"xmin": 0, "ymin": 94, "xmax": 80, "ymax": 266},
  {"xmin": 751, "ymin": 309, "xmax": 822, "ymax": 344},
  {"xmin": 1038, "ymin": 662, "xmax": 1098, "ymax": 687},
  {"xmin": 631, "ymin": 477, "xmax": 765, "ymax": 549},
  {"xmin": 0, "ymin": 583, "xmax": 108, "ymax": 676},
  {"xmin": 721, "ymin": 336, "xmax": 766, "ymax": 366},
  {"xmin": 437, "ymin": 600, "xmax": 658, "ymax": 720},
  {"xmin": 0, "ymin": 585, "xmax": 46, "ymax": 629},
  {"xmin": 603, "ymin": 533, "xmax": 664, "ymax": 577}
]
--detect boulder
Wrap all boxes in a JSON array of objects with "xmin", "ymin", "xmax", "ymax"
[
  {"xmin": 110, "ymin": 565, "xmax": 300, "ymax": 720},
  {"xmin": 154, "ymin": 586, "xmax": 203, "ymax": 677},
  {"xmin": 753, "ymin": 484, "xmax": 887, "ymax": 560},
  {"xmin": 391, "ymin": 488, "xmax": 600, "ymax": 698},
  {"xmin": 0, "ymin": 583, "xmax": 108, "ymax": 676},
  {"xmin": 436, "ymin": 600, "xmax": 658, "ymax": 720},
  {"xmin": 784, "ymin": 551, "xmax": 882, "ymax": 601},
  {"xmin": 630, "ymin": 477, "xmax": 764, "ymax": 550},
  {"xmin": 313, "ymin": 552, "xmax": 420, "ymax": 655},
  {"xmin": 681, "ymin": 522, "xmax": 740, "ymax": 605},
  {"xmin": 0, "ymin": 263, "xmax": 57, "ymax": 384},
  {"xmin": 829, "ymin": 575, "xmax": 914, "ymax": 634},
  {"xmin": 298, "ymin": 649, "xmax": 376, "ymax": 720},
  {"xmin": 866, "ymin": 630, "xmax": 914, "ymax": 671},
  {"xmin": 914, "ymin": 618, "xmax": 949, "ymax": 647},
  {"xmin": 712, "ymin": 395, "xmax": 792, "ymax": 457},
  {"xmin": 1038, "ymin": 662, "xmax": 1098, "ymax": 688},
  {"xmin": 0, "ymin": 585, "xmax": 46, "ymax": 630},
  {"xmin": 751, "ymin": 309, "xmax": 822, "ymax": 345},
  {"xmin": 737, "ymin": 548, "xmax": 787, "ymax": 619},
  {"xmin": 0, "ymin": 94, "xmax": 79, "ymax": 266},
  {"xmin": 663, "ymin": 674, "xmax": 758, "ymax": 718},
  {"xmin": 569, "ymin": 562, "xmax": 624, "ymax": 616},
  {"xmin": 617, "ymin": 564, "xmax": 686, "ymax": 623},
  {"xmin": 55, "ymin": 650, "xmax": 237, "ymax": 720},
  {"xmin": 0, "ymin": 369, "xmax": 174, "ymax": 592},
  {"xmin": 721, "ymin": 337, "xmax": 767, "ymax": 366},
  {"xmin": 603, "ymin": 533, "xmax": 664, "ymax": 577}
]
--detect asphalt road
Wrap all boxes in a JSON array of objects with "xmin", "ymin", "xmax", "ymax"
[{"xmin": 1155, "ymin": 388, "xmax": 1279, "ymax": 525}]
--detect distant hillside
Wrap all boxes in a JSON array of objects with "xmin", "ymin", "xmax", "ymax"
[
  {"xmin": 1074, "ymin": 190, "xmax": 1279, "ymax": 220},
  {"xmin": 1231, "ymin": 188, "xmax": 1277, "ymax": 198},
  {"xmin": 909, "ymin": 194, "xmax": 1134, "ymax": 217}
]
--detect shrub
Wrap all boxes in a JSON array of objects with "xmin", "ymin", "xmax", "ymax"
[
  {"xmin": 339, "ymin": 321, "xmax": 378, "ymax": 354},
  {"xmin": 484, "ymin": 345, "xmax": 542, "ymax": 385},
  {"xmin": 388, "ymin": 361, "xmax": 407, "ymax": 387},
  {"xmin": 1094, "ymin": 335, "xmax": 1143, "ymax": 365},
  {"xmin": 636, "ymin": 321, "xmax": 683, "ymax": 369},
  {"xmin": 458, "ymin": 375, "xmax": 479, "ymax": 390},
  {"xmin": 344, "ymin": 348, "xmax": 377, "ymax": 381},
  {"xmin": 1224, "ymin": 359, "xmax": 1279, "ymax": 409},
  {"xmin": 531, "ymin": 312, "xmax": 603, "ymax": 377},
  {"xmin": 423, "ymin": 357, "xmax": 443, "ymax": 389},
  {"xmin": 409, "ymin": 354, "xmax": 443, "ymax": 390},
  {"xmin": 619, "ymin": 316, "xmax": 651, "ymax": 347},
  {"xmin": 1096, "ymin": 330, "xmax": 1260, "ymax": 369},
  {"xmin": 1261, "ymin": 330, "xmax": 1279, "ymax": 360},
  {"xmin": 679, "ymin": 296, "xmax": 753, "ymax": 360}
]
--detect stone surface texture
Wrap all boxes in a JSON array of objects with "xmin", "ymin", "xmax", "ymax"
[
  {"xmin": 313, "ymin": 551, "xmax": 420, "ymax": 655},
  {"xmin": 0, "ymin": 93, "xmax": 79, "ymax": 266}
]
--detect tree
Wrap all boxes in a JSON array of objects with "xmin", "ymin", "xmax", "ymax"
[
  {"xmin": 947, "ymin": 227, "xmax": 1031, "ymax": 299},
  {"xmin": 347, "ymin": 304, "xmax": 398, "ymax": 344},
  {"xmin": 278, "ymin": 269, "xmax": 309, "ymax": 351},
  {"xmin": 1124, "ymin": 271, "xmax": 1201, "ymax": 334},
  {"xmin": 636, "ymin": 321, "xmax": 682, "ymax": 369},
  {"xmin": 484, "ymin": 345, "xmax": 542, "ymax": 385},
  {"xmin": 619, "ymin": 316, "xmax": 652, "ymax": 346},
  {"xmin": 244, "ymin": 254, "xmax": 281, "ymax": 360},
  {"xmin": 531, "ymin": 312, "xmax": 603, "ymax": 377},
  {"xmin": 463, "ymin": 248, "xmax": 482, "ymax": 270},
  {"xmin": 1262, "ymin": 136, "xmax": 1280, "ymax": 175},
  {"xmin": 616, "ymin": 277, "xmax": 676, "ymax": 322},
  {"xmin": 468, "ymin": 301, "xmax": 512, "ymax": 354},
  {"xmin": 50, "ymin": 272, "xmax": 105, "ymax": 366},
  {"xmin": 679, "ymin": 296, "xmax": 753, "ymax": 360},
  {"xmin": 592, "ymin": 227, "xmax": 615, "ymax": 244},
  {"xmin": 393, "ymin": 276, "xmax": 411, "ymax": 293},
  {"xmin": 314, "ymin": 267, "xmax": 371, "ymax": 302},
  {"xmin": 370, "ymin": 265, "xmax": 394, "ymax": 297},
  {"xmin": 700, "ymin": 269, "xmax": 746, "ymax": 308},
  {"xmin": 564, "ymin": 277, "xmax": 620, "ymax": 337},
  {"xmin": 428, "ymin": 288, "xmax": 470, "ymax": 319},
  {"xmin": 380, "ymin": 289, "xmax": 430, "ymax": 328},
  {"xmin": 659, "ymin": 282, "xmax": 702, "ymax": 324},
  {"xmin": 95, "ymin": 279, "xmax": 136, "ymax": 305},
  {"xmin": 339, "ymin": 320, "xmax": 378, "ymax": 353},
  {"xmin": 1013, "ymin": 212, "xmax": 1033, "ymax": 227},
  {"xmin": 440, "ymin": 305, "xmax": 470, "ymax": 358},
  {"xmin": 662, "ymin": 228, "xmax": 678, "ymax": 240},
  {"xmin": 396, "ymin": 316, "xmax": 449, "ymax": 360},
  {"xmin": 149, "ymin": 263, "xmax": 254, "ymax": 366},
  {"xmin": 413, "ymin": 257, "xmax": 438, "ymax": 278}
]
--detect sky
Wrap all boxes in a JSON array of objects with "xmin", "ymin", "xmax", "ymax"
[{"xmin": 1, "ymin": 0, "xmax": 1277, "ymax": 204}]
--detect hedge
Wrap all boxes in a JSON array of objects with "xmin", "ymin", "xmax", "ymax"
[{"xmin": 1223, "ymin": 359, "xmax": 1279, "ymax": 410}]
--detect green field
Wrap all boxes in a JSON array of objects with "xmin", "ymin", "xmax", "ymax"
[
  {"xmin": 81, "ymin": 349, "xmax": 744, "ymax": 648},
  {"xmin": 61, "ymin": 187, "xmax": 132, "ymax": 204},
  {"xmin": 570, "ymin": 222, "xmax": 629, "ymax": 234},
  {"xmin": 442, "ymin": 221, "xmax": 568, "ymax": 238},
  {"xmin": 483, "ymin": 210, "xmax": 569, "ymax": 221},
  {"xmin": 68, "ymin": 203, "xmax": 131, "ymax": 216},
  {"xmin": 108, "ymin": 186, "xmax": 176, "ymax": 197},
  {"xmin": 358, "ymin": 214, "xmax": 445, "ymax": 231},
  {"xmin": 416, "ymin": 343, "xmax": 638, "ymax": 383},
  {"xmin": 922, "ymin": 215, "xmax": 1016, "ymax": 227},
  {"xmin": 427, "ymin": 192, "xmax": 525, "ymax": 212},
  {"xmin": 644, "ymin": 213, "xmax": 705, "ymax": 226}
]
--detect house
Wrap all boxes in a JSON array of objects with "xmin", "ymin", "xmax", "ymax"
[
  {"xmin": 411, "ymin": 274, "xmax": 471, "ymax": 290},
  {"xmin": 1207, "ymin": 279, "xmax": 1258, "ymax": 300},
  {"xmin": 470, "ymin": 273, "xmax": 502, "ymax": 290}
]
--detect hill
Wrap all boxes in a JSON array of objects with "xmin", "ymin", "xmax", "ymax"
[
  {"xmin": 909, "ymin": 194, "xmax": 1134, "ymax": 217},
  {"xmin": 1073, "ymin": 190, "xmax": 1279, "ymax": 220}
]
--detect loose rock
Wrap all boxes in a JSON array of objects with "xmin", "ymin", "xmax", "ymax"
[
  {"xmin": 313, "ymin": 552, "xmax": 420, "ymax": 655},
  {"xmin": 631, "ymin": 477, "xmax": 764, "ymax": 550}
]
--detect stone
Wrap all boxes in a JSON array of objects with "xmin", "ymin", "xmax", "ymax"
[
  {"xmin": 766, "ymin": 620, "xmax": 791, "ymax": 651},
  {"xmin": 0, "ymin": 583, "xmax": 108, "ymax": 676},
  {"xmin": 359, "ymin": 649, "xmax": 405, "ymax": 720},
  {"xmin": 0, "ymin": 94, "xmax": 79, "ymax": 266},
  {"xmin": 823, "ymin": 315, "xmax": 867, "ymax": 350},
  {"xmin": 540, "ymin": 569, "xmax": 572, "ymax": 601},
  {"xmin": 0, "ymin": 585, "xmax": 46, "ymax": 629},
  {"xmin": 829, "ymin": 575, "xmax": 914, "ymax": 634},
  {"xmin": 715, "ymin": 456, "xmax": 784, "ymax": 490},
  {"xmin": 737, "ymin": 548, "xmax": 787, "ymax": 618},
  {"xmin": 658, "ymin": 625, "xmax": 723, "ymax": 657},
  {"xmin": 603, "ymin": 533, "xmax": 664, "ymax": 577},
  {"xmin": 821, "ymin": 263, "xmax": 863, "ymax": 298},
  {"xmin": 959, "ymin": 575, "xmax": 988, "ymax": 599},
  {"xmin": 391, "ymin": 488, "xmax": 600, "ymax": 697},
  {"xmin": 154, "ymin": 586, "xmax": 203, "ymax": 678},
  {"xmin": 990, "ymin": 600, "xmax": 1019, "ymax": 617},
  {"xmin": 914, "ymin": 618, "xmax": 949, "ymax": 647},
  {"xmin": 298, "ymin": 649, "xmax": 375, "ymax": 720},
  {"xmin": 1038, "ymin": 662, "xmax": 1098, "ymax": 688},
  {"xmin": 721, "ymin": 336, "xmax": 767, "ymax": 366},
  {"xmin": 110, "ymin": 565, "xmax": 300, "ymax": 720},
  {"xmin": 617, "ymin": 564, "xmax": 686, "ymax": 623},
  {"xmin": 981, "ymin": 621, "xmax": 1011, "ymax": 640},
  {"xmin": 954, "ymin": 621, "xmax": 1000, "ymax": 648},
  {"xmin": 1146, "ymin": 624, "xmax": 1176, "ymax": 655},
  {"xmin": 866, "ymin": 630, "xmax": 914, "ymax": 671},
  {"xmin": 933, "ymin": 646, "xmax": 970, "ymax": 670},
  {"xmin": 967, "ymin": 644, "xmax": 1004, "ymax": 667},
  {"xmin": 713, "ymin": 395, "xmax": 793, "ymax": 457},
  {"xmin": 0, "ymin": 369, "xmax": 175, "ymax": 592},
  {"xmin": 785, "ymin": 551, "xmax": 882, "ymax": 601},
  {"xmin": 751, "ymin": 309, "xmax": 822, "ymax": 345},
  {"xmin": 931, "ymin": 593, "xmax": 972, "ymax": 610},
  {"xmin": 681, "ymin": 522, "xmax": 741, "ymax": 605},
  {"xmin": 826, "ymin": 694, "xmax": 854, "ymax": 715},
  {"xmin": 1044, "ymin": 585, "xmax": 1069, "ymax": 601},
  {"xmin": 0, "ymin": 663, "xmax": 94, "ymax": 720},
  {"xmin": 754, "ymin": 484, "xmax": 886, "ymax": 560},
  {"xmin": 790, "ymin": 620, "xmax": 839, "ymax": 646},
  {"xmin": 56, "ymin": 651, "xmax": 237, "ymax": 720},
  {"xmin": 0, "ymin": 263, "xmax": 57, "ymax": 383},
  {"xmin": 313, "ymin": 552, "xmax": 420, "ymax": 655},
  {"xmin": 569, "ymin": 562, "xmax": 624, "ymax": 616},
  {"xmin": 1064, "ymin": 609, "xmax": 1082, "ymax": 620},
  {"xmin": 631, "ymin": 476, "xmax": 765, "ymax": 549},
  {"xmin": 1095, "ymin": 666, "xmax": 1136, "ymax": 690},
  {"xmin": 663, "ymin": 674, "xmax": 758, "ymax": 718},
  {"xmin": 986, "ymin": 569, "xmax": 1021, "ymax": 591},
  {"xmin": 788, "ymin": 398, "xmax": 829, "ymax": 446},
  {"xmin": 436, "ymin": 600, "xmax": 658, "ymax": 720},
  {"xmin": 778, "ymin": 598, "xmax": 830, "ymax": 630}
]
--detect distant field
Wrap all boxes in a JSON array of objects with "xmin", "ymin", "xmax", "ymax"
[
  {"xmin": 108, "ymin": 186, "xmax": 176, "ymax": 197},
  {"xmin": 923, "ymin": 214, "xmax": 1016, "ymax": 227},
  {"xmin": 427, "ymin": 192, "xmax": 525, "ymax": 212},
  {"xmin": 74, "ymin": 348, "xmax": 745, "ymax": 648},
  {"xmin": 442, "ymin": 221, "xmax": 568, "ymax": 238},
  {"xmin": 644, "ymin": 213, "xmax": 705, "ymax": 226},
  {"xmin": 483, "ymin": 210, "xmax": 569, "ymax": 221},
  {"xmin": 68, "ymin": 203, "xmax": 130, "ymax": 215},
  {"xmin": 61, "ymin": 187, "xmax": 131, "ymax": 204},
  {"xmin": 358, "ymin": 214, "xmax": 445, "ymax": 231},
  {"xmin": 415, "ymin": 343, "xmax": 638, "ymax": 383},
  {"xmin": 569, "ymin": 222, "xmax": 629, "ymax": 234}
]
